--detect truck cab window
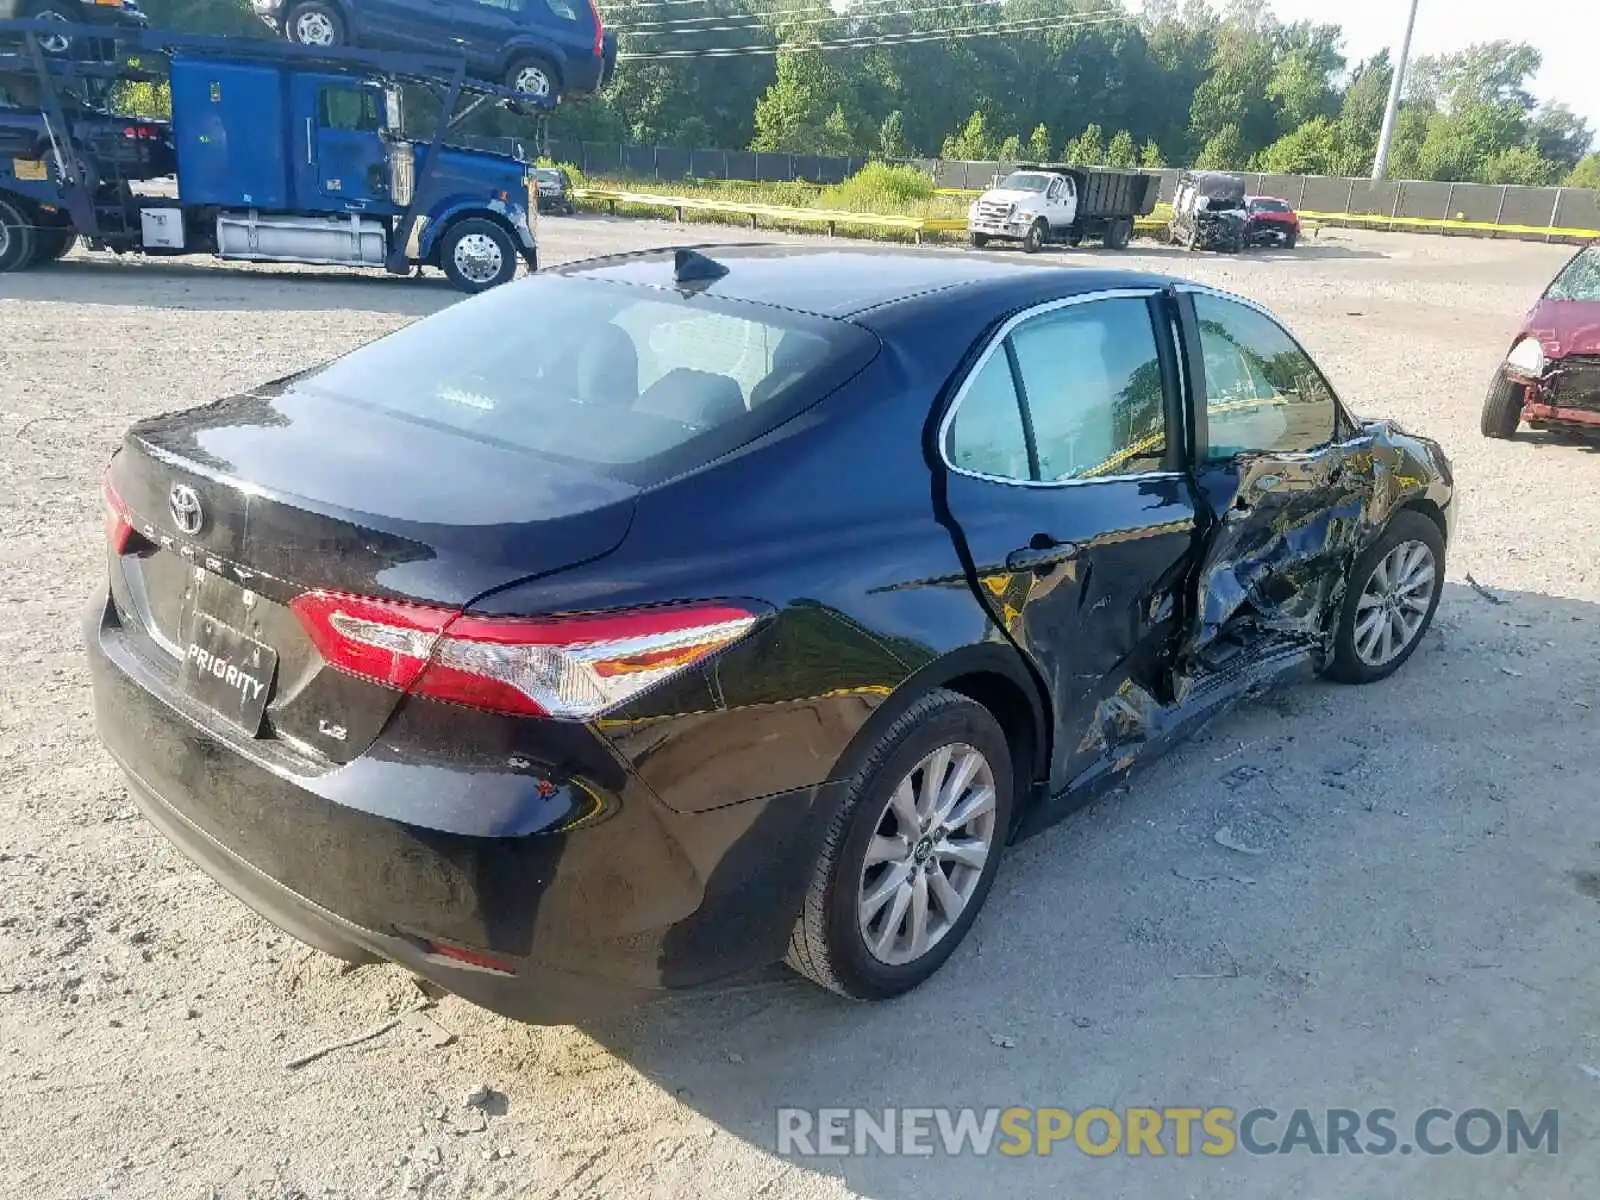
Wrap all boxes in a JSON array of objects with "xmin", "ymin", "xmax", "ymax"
[{"xmin": 318, "ymin": 87, "xmax": 382, "ymax": 132}]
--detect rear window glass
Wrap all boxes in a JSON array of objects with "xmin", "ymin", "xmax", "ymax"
[
  {"xmin": 1546, "ymin": 246, "xmax": 1600, "ymax": 302},
  {"xmin": 296, "ymin": 274, "xmax": 878, "ymax": 481}
]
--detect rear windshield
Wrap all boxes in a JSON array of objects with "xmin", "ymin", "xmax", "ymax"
[
  {"xmin": 1546, "ymin": 246, "xmax": 1600, "ymax": 302},
  {"xmin": 296, "ymin": 274, "xmax": 879, "ymax": 482}
]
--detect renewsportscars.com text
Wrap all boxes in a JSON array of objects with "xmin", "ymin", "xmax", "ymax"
[{"xmin": 776, "ymin": 1106, "xmax": 1559, "ymax": 1159}]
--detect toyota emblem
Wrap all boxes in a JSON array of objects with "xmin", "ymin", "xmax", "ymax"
[{"xmin": 169, "ymin": 484, "xmax": 204, "ymax": 535}]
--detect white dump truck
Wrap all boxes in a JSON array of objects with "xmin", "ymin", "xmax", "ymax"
[{"xmin": 967, "ymin": 163, "xmax": 1160, "ymax": 253}]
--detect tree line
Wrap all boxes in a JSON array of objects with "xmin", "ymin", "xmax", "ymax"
[{"xmin": 127, "ymin": 0, "xmax": 1600, "ymax": 188}]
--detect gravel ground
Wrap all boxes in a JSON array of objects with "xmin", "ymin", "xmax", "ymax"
[{"xmin": 1, "ymin": 218, "xmax": 1598, "ymax": 1200}]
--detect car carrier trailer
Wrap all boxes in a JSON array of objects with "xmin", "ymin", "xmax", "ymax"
[{"xmin": 0, "ymin": 17, "xmax": 551, "ymax": 290}]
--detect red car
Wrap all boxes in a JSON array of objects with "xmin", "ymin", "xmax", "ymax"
[
  {"xmin": 1244, "ymin": 195, "xmax": 1301, "ymax": 248},
  {"xmin": 1483, "ymin": 240, "xmax": 1600, "ymax": 438}
]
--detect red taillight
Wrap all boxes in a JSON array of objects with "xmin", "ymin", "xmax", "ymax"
[
  {"xmin": 290, "ymin": 592, "xmax": 761, "ymax": 719},
  {"xmin": 121, "ymin": 124, "xmax": 158, "ymax": 140},
  {"xmin": 589, "ymin": 0, "xmax": 604, "ymax": 55},
  {"xmin": 103, "ymin": 470, "xmax": 134, "ymax": 555},
  {"xmin": 424, "ymin": 940, "xmax": 516, "ymax": 975}
]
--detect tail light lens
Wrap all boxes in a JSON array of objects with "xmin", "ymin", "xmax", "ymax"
[
  {"xmin": 103, "ymin": 471, "xmax": 134, "ymax": 554},
  {"xmin": 588, "ymin": 0, "xmax": 604, "ymax": 55},
  {"xmin": 291, "ymin": 592, "xmax": 762, "ymax": 719}
]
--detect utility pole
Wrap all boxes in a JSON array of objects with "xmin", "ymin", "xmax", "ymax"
[{"xmin": 1372, "ymin": 0, "xmax": 1420, "ymax": 180}]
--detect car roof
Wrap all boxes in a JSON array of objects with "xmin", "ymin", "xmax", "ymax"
[{"xmin": 555, "ymin": 244, "xmax": 1177, "ymax": 320}]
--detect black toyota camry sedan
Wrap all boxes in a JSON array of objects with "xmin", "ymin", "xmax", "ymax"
[{"xmin": 90, "ymin": 246, "xmax": 1455, "ymax": 1021}]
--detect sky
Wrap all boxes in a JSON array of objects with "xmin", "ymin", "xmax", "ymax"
[{"xmin": 1193, "ymin": 1, "xmax": 1600, "ymax": 129}]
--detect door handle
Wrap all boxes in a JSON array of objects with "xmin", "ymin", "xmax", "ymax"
[
  {"xmin": 305, "ymin": 118, "xmax": 314, "ymax": 165},
  {"xmin": 1006, "ymin": 540, "xmax": 1081, "ymax": 574}
]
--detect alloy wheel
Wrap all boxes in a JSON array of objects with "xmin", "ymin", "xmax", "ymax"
[
  {"xmin": 293, "ymin": 11, "xmax": 337, "ymax": 46},
  {"xmin": 1353, "ymin": 539, "xmax": 1436, "ymax": 667},
  {"xmin": 514, "ymin": 66, "xmax": 551, "ymax": 97},
  {"xmin": 857, "ymin": 743, "xmax": 998, "ymax": 966},
  {"xmin": 452, "ymin": 233, "xmax": 504, "ymax": 285}
]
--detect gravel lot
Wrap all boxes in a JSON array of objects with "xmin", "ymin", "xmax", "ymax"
[{"xmin": 1, "ymin": 219, "xmax": 1597, "ymax": 1200}]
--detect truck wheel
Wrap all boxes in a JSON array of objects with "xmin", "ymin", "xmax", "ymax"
[
  {"xmin": 0, "ymin": 197, "xmax": 37, "ymax": 274},
  {"xmin": 1103, "ymin": 218, "xmax": 1132, "ymax": 250},
  {"xmin": 507, "ymin": 55, "xmax": 560, "ymax": 102},
  {"xmin": 1065, "ymin": 228, "xmax": 1083, "ymax": 247},
  {"xmin": 1022, "ymin": 220, "xmax": 1046, "ymax": 254},
  {"xmin": 441, "ymin": 219, "xmax": 519, "ymax": 293},
  {"xmin": 1480, "ymin": 369, "xmax": 1525, "ymax": 439},
  {"xmin": 969, "ymin": 233, "xmax": 989, "ymax": 249},
  {"xmin": 286, "ymin": 2, "xmax": 346, "ymax": 48},
  {"xmin": 33, "ymin": 227, "xmax": 76, "ymax": 264}
]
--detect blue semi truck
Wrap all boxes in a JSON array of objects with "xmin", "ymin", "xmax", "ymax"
[{"xmin": 0, "ymin": 19, "xmax": 546, "ymax": 290}]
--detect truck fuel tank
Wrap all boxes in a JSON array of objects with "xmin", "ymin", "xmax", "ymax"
[{"xmin": 216, "ymin": 210, "xmax": 387, "ymax": 267}]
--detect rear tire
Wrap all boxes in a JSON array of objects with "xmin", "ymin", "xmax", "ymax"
[
  {"xmin": 0, "ymin": 196, "xmax": 37, "ymax": 274},
  {"xmin": 1103, "ymin": 217, "xmax": 1132, "ymax": 250},
  {"xmin": 785, "ymin": 689, "xmax": 1014, "ymax": 1001},
  {"xmin": 285, "ymin": 2, "xmax": 346, "ymax": 48},
  {"xmin": 1022, "ymin": 219, "xmax": 1046, "ymax": 254},
  {"xmin": 24, "ymin": 225, "xmax": 74, "ymax": 266},
  {"xmin": 1324, "ymin": 511, "xmax": 1445, "ymax": 685},
  {"xmin": 507, "ymin": 54, "xmax": 560, "ymax": 102},
  {"xmin": 439, "ymin": 218, "xmax": 519, "ymax": 293},
  {"xmin": 1481, "ymin": 369, "xmax": 1525, "ymax": 439}
]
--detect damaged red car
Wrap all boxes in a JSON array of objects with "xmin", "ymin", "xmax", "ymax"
[{"xmin": 1483, "ymin": 240, "xmax": 1600, "ymax": 438}]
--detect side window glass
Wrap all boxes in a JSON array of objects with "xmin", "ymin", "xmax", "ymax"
[
  {"xmin": 319, "ymin": 87, "xmax": 381, "ymax": 132},
  {"xmin": 947, "ymin": 353, "xmax": 1031, "ymax": 481},
  {"xmin": 1008, "ymin": 298, "xmax": 1168, "ymax": 481},
  {"xmin": 1192, "ymin": 293, "xmax": 1338, "ymax": 459}
]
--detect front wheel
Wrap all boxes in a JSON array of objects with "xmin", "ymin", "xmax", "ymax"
[
  {"xmin": 440, "ymin": 218, "xmax": 520, "ymax": 292},
  {"xmin": 1021, "ymin": 220, "xmax": 1046, "ymax": 254},
  {"xmin": 1480, "ymin": 369, "xmax": 1525, "ymax": 439},
  {"xmin": 285, "ymin": 2, "xmax": 346, "ymax": 48},
  {"xmin": 0, "ymin": 197, "xmax": 37, "ymax": 274},
  {"xmin": 27, "ymin": 226, "xmax": 76, "ymax": 265},
  {"xmin": 1284, "ymin": 230, "xmax": 1299, "ymax": 249},
  {"xmin": 969, "ymin": 233, "xmax": 989, "ymax": 249},
  {"xmin": 1324, "ymin": 511, "xmax": 1445, "ymax": 685},
  {"xmin": 786, "ymin": 689, "xmax": 1014, "ymax": 1001}
]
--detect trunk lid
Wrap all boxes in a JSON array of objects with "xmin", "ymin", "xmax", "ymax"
[{"xmin": 106, "ymin": 379, "xmax": 637, "ymax": 764}]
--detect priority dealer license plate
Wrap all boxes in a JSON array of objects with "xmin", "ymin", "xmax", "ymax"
[{"xmin": 180, "ymin": 612, "xmax": 279, "ymax": 736}]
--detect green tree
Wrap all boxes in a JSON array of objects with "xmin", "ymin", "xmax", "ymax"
[
  {"xmin": 1196, "ymin": 123, "xmax": 1245, "ymax": 170},
  {"xmin": 1064, "ymin": 124, "xmax": 1107, "ymax": 165},
  {"xmin": 1026, "ymin": 124, "xmax": 1053, "ymax": 162},
  {"xmin": 1568, "ymin": 155, "xmax": 1600, "ymax": 190},
  {"xmin": 1479, "ymin": 146, "xmax": 1562, "ymax": 186},
  {"xmin": 941, "ymin": 111, "xmax": 996, "ymax": 161},
  {"xmin": 878, "ymin": 110, "xmax": 907, "ymax": 160},
  {"xmin": 752, "ymin": 52, "xmax": 862, "ymax": 155},
  {"xmin": 1255, "ymin": 117, "xmax": 1340, "ymax": 175},
  {"xmin": 1106, "ymin": 129, "xmax": 1138, "ymax": 167},
  {"xmin": 997, "ymin": 134, "xmax": 1023, "ymax": 163},
  {"xmin": 1140, "ymin": 139, "xmax": 1167, "ymax": 168},
  {"xmin": 1529, "ymin": 104, "xmax": 1594, "ymax": 171}
]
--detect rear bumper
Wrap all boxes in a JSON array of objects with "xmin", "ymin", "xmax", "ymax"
[{"xmin": 88, "ymin": 590, "xmax": 839, "ymax": 1022}]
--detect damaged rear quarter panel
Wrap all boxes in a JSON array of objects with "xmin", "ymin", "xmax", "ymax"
[{"xmin": 1188, "ymin": 420, "xmax": 1452, "ymax": 666}]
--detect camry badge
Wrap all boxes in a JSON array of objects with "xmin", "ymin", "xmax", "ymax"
[{"xmin": 169, "ymin": 484, "xmax": 204, "ymax": 536}]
